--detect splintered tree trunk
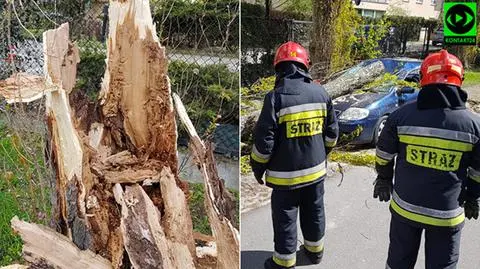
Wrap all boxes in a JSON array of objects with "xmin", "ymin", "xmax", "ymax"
[
  {"xmin": 173, "ymin": 93, "xmax": 240, "ymax": 269},
  {"xmin": 39, "ymin": 0, "xmax": 198, "ymax": 268},
  {"xmin": 7, "ymin": 0, "xmax": 238, "ymax": 268}
]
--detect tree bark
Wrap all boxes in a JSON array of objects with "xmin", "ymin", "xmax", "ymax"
[{"xmin": 310, "ymin": 0, "xmax": 343, "ymax": 79}]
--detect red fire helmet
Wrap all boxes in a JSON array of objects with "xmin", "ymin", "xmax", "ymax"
[
  {"xmin": 420, "ymin": 49, "xmax": 464, "ymax": 87},
  {"xmin": 274, "ymin": 41, "xmax": 310, "ymax": 69}
]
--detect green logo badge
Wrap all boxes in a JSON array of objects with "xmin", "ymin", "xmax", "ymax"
[{"xmin": 444, "ymin": 2, "xmax": 477, "ymax": 45}]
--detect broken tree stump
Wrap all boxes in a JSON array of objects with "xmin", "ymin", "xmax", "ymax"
[
  {"xmin": 36, "ymin": 0, "xmax": 212, "ymax": 268},
  {"xmin": 173, "ymin": 93, "xmax": 240, "ymax": 269},
  {"xmin": 7, "ymin": 0, "xmax": 239, "ymax": 268}
]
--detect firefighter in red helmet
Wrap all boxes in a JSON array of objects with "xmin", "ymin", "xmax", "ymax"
[
  {"xmin": 250, "ymin": 41, "xmax": 338, "ymax": 269},
  {"xmin": 374, "ymin": 49, "xmax": 480, "ymax": 269}
]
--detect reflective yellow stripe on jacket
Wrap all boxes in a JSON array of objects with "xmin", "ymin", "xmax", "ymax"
[
  {"xmin": 250, "ymin": 144, "xmax": 271, "ymax": 164},
  {"xmin": 397, "ymin": 126, "xmax": 476, "ymax": 152},
  {"xmin": 277, "ymin": 103, "xmax": 327, "ymax": 124},
  {"xmin": 397, "ymin": 126, "xmax": 476, "ymax": 171},
  {"xmin": 468, "ymin": 167, "xmax": 480, "ymax": 183},
  {"xmin": 390, "ymin": 191, "xmax": 465, "ymax": 227},
  {"xmin": 266, "ymin": 161, "xmax": 326, "ymax": 186},
  {"xmin": 325, "ymin": 135, "xmax": 337, "ymax": 148}
]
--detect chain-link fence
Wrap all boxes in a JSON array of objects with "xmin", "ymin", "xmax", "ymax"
[
  {"xmin": 0, "ymin": 0, "xmax": 239, "ymax": 79},
  {"xmin": 0, "ymin": 0, "xmax": 239, "ymax": 126}
]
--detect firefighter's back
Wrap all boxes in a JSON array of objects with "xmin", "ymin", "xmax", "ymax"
[
  {"xmin": 391, "ymin": 101, "xmax": 480, "ymax": 220},
  {"xmin": 262, "ymin": 75, "xmax": 335, "ymax": 190}
]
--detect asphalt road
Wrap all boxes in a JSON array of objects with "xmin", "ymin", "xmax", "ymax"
[{"xmin": 241, "ymin": 166, "xmax": 480, "ymax": 269}]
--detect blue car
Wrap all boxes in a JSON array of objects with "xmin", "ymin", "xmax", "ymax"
[{"xmin": 331, "ymin": 58, "xmax": 422, "ymax": 145}]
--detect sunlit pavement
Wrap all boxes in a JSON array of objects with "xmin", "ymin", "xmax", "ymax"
[{"xmin": 241, "ymin": 166, "xmax": 480, "ymax": 269}]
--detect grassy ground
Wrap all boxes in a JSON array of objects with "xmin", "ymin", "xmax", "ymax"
[
  {"xmin": 464, "ymin": 70, "xmax": 480, "ymax": 87},
  {"xmin": 240, "ymin": 148, "xmax": 375, "ymax": 177},
  {"xmin": 0, "ymin": 117, "xmax": 52, "ymax": 265},
  {"xmin": 188, "ymin": 183, "xmax": 239, "ymax": 235},
  {"xmin": 188, "ymin": 182, "xmax": 239, "ymax": 235},
  {"xmin": 329, "ymin": 150, "xmax": 375, "ymax": 167},
  {"xmin": 188, "ymin": 183, "xmax": 212, "ymax": 235}
]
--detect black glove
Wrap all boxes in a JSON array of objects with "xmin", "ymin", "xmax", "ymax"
[
  {"xmin": 253, "ymin": 170, "xmax": 265, "ymax": 185},
  {"xmin": 464, "ymin": 198, "xmax": 479, "ymax": 220},
  {"xmin": 373, "ymin": 177, "xmax": 393, "ymax": 202}
]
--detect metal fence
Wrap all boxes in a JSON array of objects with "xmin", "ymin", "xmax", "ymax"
[{"xmin": 0, "ymin": 1, "xmax": 239, "ymax": 82}]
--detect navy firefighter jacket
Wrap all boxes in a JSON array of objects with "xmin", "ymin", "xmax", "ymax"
[
  {"xmin": 250, "ymin": 64, "xmax": 339, "ymax": 190},
  {"xmin": 376, "ymin": 84, "xmax": 480, "ymax": 229}
]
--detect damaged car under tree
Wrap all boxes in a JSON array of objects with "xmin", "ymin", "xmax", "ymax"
[{"xmin": 331, "ymin": 58, "xmax": 422, "ymax": 145}]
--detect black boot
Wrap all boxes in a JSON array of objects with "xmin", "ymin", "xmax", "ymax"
[
  {"xmin": 302, "ymin": 246, "xmax": 323, "ymax": 264},
  {"xmin": 264, "ymin": 257, "xmax": 295, "ymax": 269}
]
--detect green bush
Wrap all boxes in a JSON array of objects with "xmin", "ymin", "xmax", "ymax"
[
  {"xmin": 329, "ymin": 150, "xmax": 375, "ymax": 167},
  {"xmin": 240, "ymin": 3, "xmax": 310, "ymax": 20},
  {"xmin": 353, "ymin": 18, "xmax": 391, "ymax": 61},
  {"xmin": 169, "ymin": 61, "xmax": 239, "ymax": 125},
  {"xmin": 76, "ymin": 39, "xmax": 107, "ymax": 101},
  {"xmin": 188, "ymin": 182, "xmax": 239, "ymax": 235},
  {"xmin": 330, "ymin": 0, "xmax": 361, "ymax": 72},
  {"xmin": 152, "ymin": 0, "xmax": 239, "ymax": 50},
  {"xmin": 240, "ymin": 155, "xmax": 252, "ymax": 175},
  {"xmin": 362, "ymin": 73, "xmax": 419, "ymax": 90},
  {"xmin": 188, "ymin": 183, "xmax": 212, "ymax": 235},
  {"xmin": 385, "ymin": 16, "xmax": 439, "ymax": 54},
  {"xmin": 241, "ymin": 76, "xmax": 275, "ymax": 97}
]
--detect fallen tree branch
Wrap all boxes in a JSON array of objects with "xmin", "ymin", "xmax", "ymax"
[
  {"xmin": 10, "ymin": 216, "xmax": 112, "ymax": 269},
  {"xmin": 0, "ymin": 73, "xmax": 47, "ymax": 104},
  {"xmin": 173, "ymin": 93, "xmax": 239, "ymax": 269}
]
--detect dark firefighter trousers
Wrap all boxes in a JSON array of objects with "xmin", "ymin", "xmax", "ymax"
[
  {"xmin": 271, "ymin": 181, "xmax": 325, "ymax": 265},
  {"xmin": 387, "ymin": 216, "xmax": 462, "ymax": 269}
]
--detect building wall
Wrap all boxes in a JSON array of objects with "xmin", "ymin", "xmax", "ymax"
[
  {"xmin": 241, "ymin": 0, "xmax": 443, "ymax": 20},
  {"xmin": 354, "ymin": 0, "xmax": 441, "ymax": 19},
  {"xmin": 387, "ymin": 0, "xmax": 440, "ymax": 18}
]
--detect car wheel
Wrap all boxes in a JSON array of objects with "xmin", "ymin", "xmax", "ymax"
[{"xmin": 373, "ymin": 115, "xmax": 388, "ymax": 146}]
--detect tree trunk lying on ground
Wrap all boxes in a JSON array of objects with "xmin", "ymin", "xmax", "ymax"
[
  {"xmin": 323, "ymin": 60, "xmax": 385, "ymax": 100},
  {"xmin": 10, "ymin": 216, "xmax": 111, "ymax": 269},
  {"xmin": 5, "ymin": 0, "xmax": 238, "ymax": 268}
]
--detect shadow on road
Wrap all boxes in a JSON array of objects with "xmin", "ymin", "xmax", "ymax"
[
  {"xmin": 241, "ymin": 250, "xmax": 271, "ymax": 269},
  {"xmin": 241, "ymin": 249, "xmax": 318, "ymax": 268}
]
